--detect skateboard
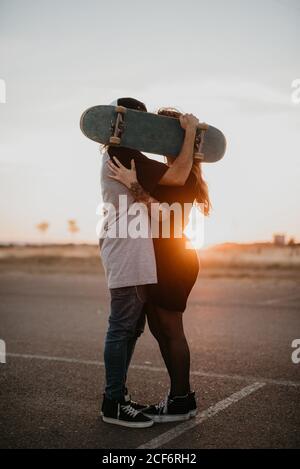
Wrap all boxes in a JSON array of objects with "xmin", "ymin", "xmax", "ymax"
[{"xmin": 80, "ymin": 105, "xmax": 226, "ymax": 163}]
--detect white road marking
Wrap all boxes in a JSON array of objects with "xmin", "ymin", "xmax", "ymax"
[
  {"xmin": 138, "ymin": 382, "xmax": 266, "ymax": 449},
  {"xmin": 259, "ymin": 294, "xmax": 300, "ymax": 305},
  {"xmin": 191, "ymin": 299, "xmax": 300, "ymax": 309},
  {"xmin": 7, "ymin": 352, "xmax": 100, "ymax": 366},
  {"xmin": 261, "ymin": 299, "xmax": 286, "ymax": 305},
  {"xmin": 6, "ymin": 352, "xmax": 300, "ymax": 388}
]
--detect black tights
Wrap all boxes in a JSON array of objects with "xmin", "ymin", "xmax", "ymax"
[{"xmin": 147, "ymin": 304, "xmax": 191, "ymax": 397}]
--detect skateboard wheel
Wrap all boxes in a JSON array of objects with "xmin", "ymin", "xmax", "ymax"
[
  {"xmin": 194, "ymin": 152, "xmax": 204, "ymax": 161},
  {"xmin": 109, "ymin": 136, "xmax": 121, "ymax": 145},
  {"xmin": 115, "ymin": 106, "xmax": 127, "ymax": 113},
  {"xmin": 198, "ymin": 123, "xmax": 209, "ymax": 130}
]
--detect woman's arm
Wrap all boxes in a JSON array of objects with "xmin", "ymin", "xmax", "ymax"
[{"xmin": 158, "ymin": 113, "xmax": 199, "ymax": 186}]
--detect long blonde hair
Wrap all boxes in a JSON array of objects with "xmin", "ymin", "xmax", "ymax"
[{"xmin": 157, "ymin": 107, "xmax": 211, "ymax": 216}]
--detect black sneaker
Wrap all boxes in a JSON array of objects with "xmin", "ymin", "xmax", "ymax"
[
  {"xmin": 101, "ymin": 395, "xmax": 153, "ymax": 428},
  {"xmin": 100, "ymin": 392, "xmax": 148, "ymax": 415},
  {"xmin": 188, "ymin": 391, "xmax": 197, "ymax": 417},
  {"xmin": 126, "ymin": 394, "xmax": 149, "ymax": 412},
  {"xmin": 143, "ymin": 391, "xmax": 197, "ymax": 423},
  {"xmin": 123, "ymin": 387, "xmax": 149, "ymax": 411}
]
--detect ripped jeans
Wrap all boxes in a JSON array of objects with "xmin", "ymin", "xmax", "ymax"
[{"xmin": 104, "ymin": 286, "xmax": 146, "ymax": 401}]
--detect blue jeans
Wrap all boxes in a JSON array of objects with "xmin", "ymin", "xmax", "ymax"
[{"xmin": 104, "ymin": 286, "xmax": 146, "ymax": 401}]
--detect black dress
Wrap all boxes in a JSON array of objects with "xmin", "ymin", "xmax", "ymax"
[
  {"xmin": 107, "ymin": 147, "xmax": 199, "ymax": 312},
  {"xmin": 147, "ymin": 171, "xmax": 200, "ymax": 312}
]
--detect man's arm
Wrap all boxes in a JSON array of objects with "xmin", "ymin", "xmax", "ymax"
[{"xmin": 158, "ymin": 114, "xmax": 199, "ymax": 186}]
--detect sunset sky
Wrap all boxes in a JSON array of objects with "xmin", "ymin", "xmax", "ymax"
[{"xmin": 0, "ymin": 0, "xmax": 299, "ymax": 246}]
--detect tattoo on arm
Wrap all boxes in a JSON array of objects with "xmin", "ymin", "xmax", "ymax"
[
  {"xmin": 129, "ymin": 181, "xmax": 158, "ymax": 210},
  {"xmin": 129, "ymin": 181, "xmax": 170, "ymax": 222}
]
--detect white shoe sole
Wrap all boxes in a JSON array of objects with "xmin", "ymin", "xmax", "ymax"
[
  {"xmin": 102, "ymin": 416, "xmax": 154, "ymax": 428},
  {"xmin": 143, "ymin": 409, "xmax": 197, "ymax": 423}
]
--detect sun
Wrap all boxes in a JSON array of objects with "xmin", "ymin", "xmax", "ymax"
[{"xmin": 184, "ymin": 205, "xmax": 205, "ymax": 249}]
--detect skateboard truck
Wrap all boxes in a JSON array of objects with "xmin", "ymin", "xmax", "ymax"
[
  {"xmin": 109, "ymin": 106, "xmax": 127, "ymax": 145},
  {"xmin": 194, "ymin": 122, "xmax": 209, "ymax": 161}
]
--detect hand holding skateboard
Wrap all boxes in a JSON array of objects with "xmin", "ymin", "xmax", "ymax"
[{"xmin": 179, "ymin": 113, "xmax": 199, "ymax": 131}]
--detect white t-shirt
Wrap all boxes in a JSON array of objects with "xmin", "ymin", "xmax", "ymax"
[{"xmin": 99, "ymin": 151, "xmax": 161, "ymax": 289}]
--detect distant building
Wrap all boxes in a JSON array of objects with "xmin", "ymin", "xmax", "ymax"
[{"xmin": 273, "ymin": 234, "xmax": 286, "ymax": 246}]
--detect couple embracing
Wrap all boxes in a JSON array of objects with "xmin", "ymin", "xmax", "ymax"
[{"xmin": 99, "ymin": 97, "xmax": 210, "ymax": 428}]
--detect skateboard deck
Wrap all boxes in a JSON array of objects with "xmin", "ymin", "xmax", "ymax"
[{"xmin": 80, "ymin": 105, "xmax": 226, "ymax": 163}]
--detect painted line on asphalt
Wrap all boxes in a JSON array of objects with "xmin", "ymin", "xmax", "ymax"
[
  {"xmin": 259, "ymin": 293, "xmax": 300, "ymax": 305},
  {"xmin": 6, "ymin": 352, "xmax": 300, "ymax": 388},
  {"xmin": 191, "ymin": 300, "xmax": 299, "ymax": 310},
  {"xmin": 138, "ymin": 382, "xmax": 266, "ymax": 449}
]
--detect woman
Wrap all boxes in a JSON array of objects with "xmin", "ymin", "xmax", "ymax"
[{"xmin": 108, "ymin": 108, "xmax": 211, "ymax": 422}]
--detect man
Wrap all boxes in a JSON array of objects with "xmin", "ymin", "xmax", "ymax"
[{"xmin": 99, "ymin": 97, "xmax": 195, "ymax": 428}]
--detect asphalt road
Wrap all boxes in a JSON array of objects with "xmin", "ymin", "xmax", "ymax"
[{"xmin": 0, "ymin": 270, "xmax": 299, "ymax": 448}]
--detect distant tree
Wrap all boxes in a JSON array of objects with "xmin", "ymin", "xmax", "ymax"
[
  {"xmin": 288, "ymin": 237, "xmax": 295, "ymax": 246},
  {"xmin": 36, "ymin": 222, "xmax": 49, "ymax": 244},
  {"xmin": 68, "ymin": 219, "xmax": 79, "ymax": 241}
]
